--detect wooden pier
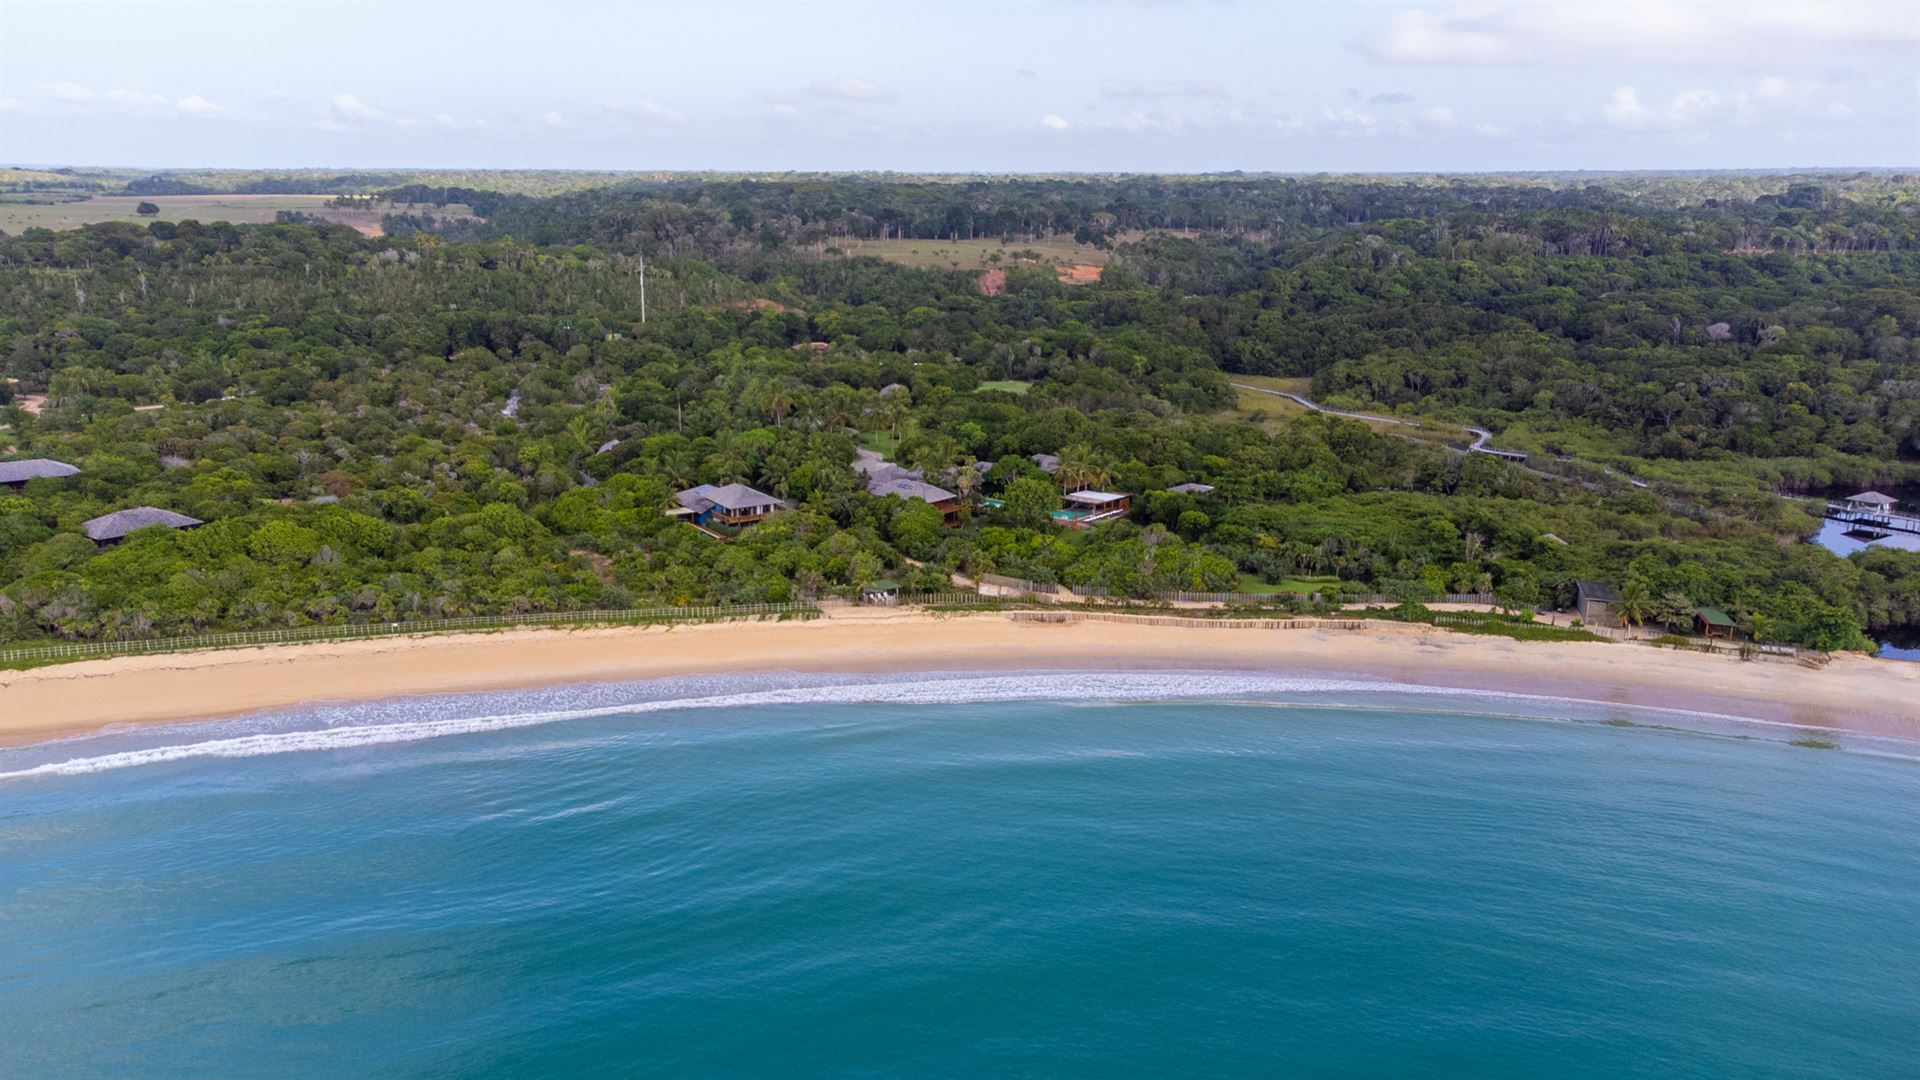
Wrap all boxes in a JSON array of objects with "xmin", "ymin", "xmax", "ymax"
[{"xmin": 1825, "ymin": 503, "xmax": 1920, "ymax": 536}]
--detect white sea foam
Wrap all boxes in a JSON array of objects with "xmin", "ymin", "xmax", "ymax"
[
  {"xmin": 2, "ymin": 669, "xmax": 1842, "ymax": 782},
  {"xmin": 0, "ymin": 673, "xmax": 1458, "ymax": 780}
]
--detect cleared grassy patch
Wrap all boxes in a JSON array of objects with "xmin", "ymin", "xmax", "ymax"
[
  {"xmin": 823, "ymin": 234, "xmax": 1109, "ymax": 271},
  {"xmin": 0, "ymin": 194, "xmax": 472, "ymax": 237},
  {"xmin": 1236, "ymin": 573, "xmax": 1342, "ymax": 595},
  {"xmin": 1229, "ymin": 373, "xmax": 1313, "ymax": 395},
  {"xmin": 977, "ymin": 380, "xmax": 1033, "ymax": 395},
  {"xmin": 857, "ymin": 430, "xmax": 901, "ymax": 457}
]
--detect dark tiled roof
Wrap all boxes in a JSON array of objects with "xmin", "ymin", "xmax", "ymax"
[
  {"xmin": 675, "ymin": 483, "xmax": 783, "ymax": 512},
  {"xmin": 82, "ymin": 507, "xmax": 203, "ymax": 541},
  {"xmin": 0, "ymin": 458, "xmax": 79, "ymax": 484},
  {"xmin": 1574, "ymin": 580, "xmax": 1622, "ymax": 603},
  {"xmin": 871, "ymin": 478, "xmax": 957, "ymax": 503}
]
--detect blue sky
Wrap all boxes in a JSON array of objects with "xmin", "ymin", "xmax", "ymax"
[{"xmin": 2, "ymin": 0, "xmax": 1915, "ymax": 171}]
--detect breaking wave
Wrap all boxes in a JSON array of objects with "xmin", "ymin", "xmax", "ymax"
[{"xmin": 0, "ymin": 669, "xmax": 1854, "ymax": 782}]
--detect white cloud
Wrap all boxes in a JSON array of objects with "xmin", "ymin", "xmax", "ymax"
[
  {"xmin": 1101, "ymin": 79, "xmax": 1230, "ymax": 102},
  {"xmin": 1419, "ymin": 105, "xmax": 1456, "ymax": 127},
  {"xmin": 542, "ymin": 110, "xmax": 568, "ymax": 128},
  {"xmin": 0, "ymin": 97, "xmax": 24, "ymax": 114},
  {"xmin": 1600, "ymin": 78, "xmax": 1857, "ymax": 134},
  {"xmin": 25, "ymin": 81, "xmax": 230, "ymax": 121},
  {"xmin": 315, "ymin": 92, "xmax": 416, "ymax": 130},
  {"xmin": 1320, "ymin": 106, "xmax": 1380, "ymax": 137},
  {"xmin": 1039, "ymin": 113, "xmax": 1070, "ymax": 131},
  {"xmin": 807, "ymin": 76, "xmax": 897, "ymax": 105},
  {"xmin": 606, "ymin": 98, "xmax": 685, "ymax": 127},
  {"xmin": 1358, "ymin": 1, "xmax": 1914, "ymax": 67}
]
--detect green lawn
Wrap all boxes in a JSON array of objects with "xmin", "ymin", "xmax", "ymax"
[
  {"xmin": 977, "ymin": 380, "xmax": 1033, "ymax": 395},
  {"xmin": 857, "ymin": 430, "xmax": 901, "ymax": 457},
  {"xmin": 1236, "ymin": 573, "xmax": 1342, "ymax": 595}
]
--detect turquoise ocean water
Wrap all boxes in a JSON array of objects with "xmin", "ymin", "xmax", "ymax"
[{"xmin": 1, "ymin": 671, "xmax": 1915, "ymax": 1078}]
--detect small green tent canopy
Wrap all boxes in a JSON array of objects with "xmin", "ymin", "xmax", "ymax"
[
  {"xmin": 1696, "ymin": 607, "xmax": 1735, "ymax": 628},
  {"xmin": 866, "ymin": 579, "xmax": 900, "ymax": 592}
]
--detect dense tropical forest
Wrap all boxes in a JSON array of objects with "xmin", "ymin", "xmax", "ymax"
[{"xmin": 1, "ymin": 171, "xmax": 1917, "ymax": 651}]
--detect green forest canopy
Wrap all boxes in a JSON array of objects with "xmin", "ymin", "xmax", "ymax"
[{"xmin": 1, "ymin": 171, "xmax": 1916, "ymax": 652}]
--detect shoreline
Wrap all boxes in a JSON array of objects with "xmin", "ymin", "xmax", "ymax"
[{"xmin": 3, "ymin": 611, "xmax": 1917, "ymax": 747}]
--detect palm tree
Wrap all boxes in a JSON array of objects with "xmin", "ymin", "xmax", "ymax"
[
  {"xmin": 953, "ymin": 456, "xmax": 980, "ymax": 507},
  {"xmin": 1616, "ymin": 580, "xmax": 1651, "ymax": 629},
  {"xmin": 767, "ymin": 382, "xmax": 797, "ymax": 427},
  {"xmin": 1744, "ymin": 611, "xmax": 1776, "ymax": 644}
]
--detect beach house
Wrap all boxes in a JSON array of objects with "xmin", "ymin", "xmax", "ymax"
[
  {"xmin": 1573, "ymin": 580, "xmax": 1623, "ymax": 626},
  {"xmin": 670, "ymin": 483, "xmax": 788, "ymax": 527},
  {"xmin": 855, "ymin": 449, "xmax": 962, "ymax": 525},
  {"xmin": 870, "ymin": 477, "xmax": 963, "ymax": 525},
  {"xmin": 1056, "ymin": 490, "xmax": 1130, "ymax": 528},
  {"xmin": 81, "ymin": 507, "xmax": 204, "ymax": 546},
  {"xmin": 0, "ymin": 458, "xmax": 79, "ymax": 490}
]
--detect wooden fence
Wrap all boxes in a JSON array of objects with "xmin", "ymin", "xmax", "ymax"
[
  {"xmin": 0, "ymin": 602, "xmax": 819, "ymax": 667},
  {"xmin": 0, "ymin": 590, "xmax": 1830, "ymax": 670}
]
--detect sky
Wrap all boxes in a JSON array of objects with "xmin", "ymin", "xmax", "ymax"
[{"xmin": 2, "ymin": 0, "xmax": 1917, "ymax": 172}]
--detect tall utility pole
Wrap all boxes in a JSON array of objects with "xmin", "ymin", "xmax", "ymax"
[{"xmin": 638, "ymin": 249, "xmax": 647, "ymax": 323}]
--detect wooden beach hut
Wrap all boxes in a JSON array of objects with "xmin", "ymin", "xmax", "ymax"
[
  {"xmin": 1694, "ymin": 607, "xmax": 1737, "ymax": 640},
  {"xmin": 1573, "ymin": 580, "xmax": 1623, "ymax": 626}
]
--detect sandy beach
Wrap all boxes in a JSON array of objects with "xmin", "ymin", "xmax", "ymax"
[{"xmin": 3, "ymin": 610, "xmax": 1917, "ymax": 745}]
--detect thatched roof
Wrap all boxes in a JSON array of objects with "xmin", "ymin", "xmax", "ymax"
[
  {"xmin": 82, "ymin": 506, "xmax": 203, "ymax": 541},
  {"xmin": 0, "ymin": 458, "xmax": 79, "ymax": 484}
]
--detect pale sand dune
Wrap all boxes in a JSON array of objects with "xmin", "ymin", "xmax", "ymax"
[{"xmin": 2, "ymin": 612, "xmax": 1916, "ymax": 745}]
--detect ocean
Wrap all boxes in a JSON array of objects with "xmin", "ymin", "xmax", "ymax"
[{"xmin": 2, "ymin": 672, "xmax": 1915, "ymax": 1078}]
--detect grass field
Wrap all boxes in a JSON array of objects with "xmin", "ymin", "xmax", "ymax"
[
  {"xmin": 1223, "ymin": 374, "xmax": 1470, "ymax": 448},
  {"xmin": 1228, "ymin": 374, "xmax": 1313, "ymax": 395},
  {"xmin": 822, "ymin": 234, "xmax": 1109, "ymax": 271},
  {"xmin": 1236, "ymin": 573, "xmax": 1343, "ymax": 595},
  {"xmin": 977, "ymin": 380, "xmax": 1033, "ymax": 395},
  {"xmin": 857, "ymin": 430, "xmax": 901, "ymax": 457},
  {"xmin": 0, "ymin": 195, "xmax": 471, "ymax": 236}
]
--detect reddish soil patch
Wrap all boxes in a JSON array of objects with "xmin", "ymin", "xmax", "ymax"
[
  {"xmin": 16, "ymin": 394, "xmax": 47, "ymax": 415},
  {"xmin": 978, "ymin": 268, "xmax": 1007, "ymax": 296},
  {"xmin": 1055, "ymin": 264, "xmax": 1103, "ymax": 285}
]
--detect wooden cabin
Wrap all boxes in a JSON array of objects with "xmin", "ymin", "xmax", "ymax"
[{"xmin": 1573, "ymin": 580, "xmax": 1623, "ymax": 627}]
